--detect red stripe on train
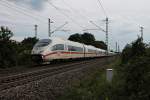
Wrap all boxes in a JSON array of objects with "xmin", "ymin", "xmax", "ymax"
[{"xmin": 43, "ymin": 51, "xmax": 96, "ymax": 57}]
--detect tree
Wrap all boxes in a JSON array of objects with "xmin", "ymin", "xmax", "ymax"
[
  {"xmin": 21, "ymin": 37, "xmax": 38, "ymax": 50},
  {"xmin": 121, "ymin": 44, "xmax": 132, "ymax": 63},
  {"xmin": 0, "ymin": 26, "xmax": 13, "ymax": 41},
  {"xmin": 68, "ymin": 33, "xmax": 82, "ymax": 43},
  {"xmin": 112, "ymin": 56, "xmax": 150, "ymax": 100},
  {"xmin": 111, "ymin": 38, "xmax": 149, "ymax": 100},
  {"xmin": 121, "ymin": 38, "xmax": 146, "ymax": 63},
  {"xmin": 17, "ymin": 37, "xmax": 38, "ymax": 65},
  {"xmin": 131, "ymin": 37, "xmax": 146, "ymax": 57},
  {"xmin": 0, "ymin": 26, "xmax": 39, "ymax": 67},
  {"xmin": 93, "ymin": 41, "xmax": 107, "ymax": 50},
  {"xmin": 68, "ymin": 32, "xmax": 107, "ymax": 49},
  {"xmin": 81, "ymin": 32, "xmax": 95, "ymax": 45},
  {"xmin": 0, "ymin": 26, "xmax": 17, "ymax": 67}
]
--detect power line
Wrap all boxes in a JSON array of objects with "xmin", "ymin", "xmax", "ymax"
[
  {"xmin": 89, "ymin": 21, "xmax": 105, "ymax": 32},
  {"xmin": 1, "ymin": 0, "xmax": 61, "ymax": 29},
  {"xmin": 51, "ymin": 22, "xmax": 68, "ymax": 34},
  {"xmin": 0, "ymin": 21, "xmax": 33, "ymax": 27},
  {"xmin": 47, "ymin": 0, "xmax": 85, "ymax": 30},
  {"xmin": 0, "ymin": 1, "xmax": 47, "ymax": 24},
  {"xmin": 61, "ymin": 0, "xmax": 90, "ymax": 21},
  {"xmin": 96, "ymin": 0, "xmax": 107, "ymax": 17},
  {"xmin": 3, "ymin": 0, "xmax": 48, "ymax": 20}
]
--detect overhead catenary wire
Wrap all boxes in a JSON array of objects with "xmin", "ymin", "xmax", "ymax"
[
  {"xmin": 2, "ymin": 0, "xmax": 69, "ymax": 30},
  {"xmin": 47, "ymin": 0, "xmax": 86, "ymax": 30},
  {"xmin": 0, "ymin": 0, "xmax": 47, "ymax": 24},
  {"xmin": 96, "ymin": 0, "xmax": 108, "ymax": 17},
  {"xmin": 2, "ymin": 0, "xmax": 45, "ymax": 18},
  {"xmin": 2, "ymin": 0, "xmax": 48, "ymax": 20},
  {"xmin": 61, "ymin": 0, "xmax": 90, "ymax": 21},
  {"xmin": 96, "ymin": 0, "xmax": 142, "ymax": 30},
  {"xmin": 0, "ymin": 20, "xmax": 34, "ymax": 27}
]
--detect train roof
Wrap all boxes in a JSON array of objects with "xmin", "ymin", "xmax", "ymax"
[{"xmin": 42, "ymin": 37, "xmax": 106, "ymax": 51}]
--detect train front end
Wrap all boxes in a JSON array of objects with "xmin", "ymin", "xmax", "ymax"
[{"xmin": 31, "ymin": 39, "xmax": 51, "ymax": 63}]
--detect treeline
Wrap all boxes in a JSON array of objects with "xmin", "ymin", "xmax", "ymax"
[
  {"xmin": 68, "ymin": 33, "xmax": 107, "ymax": 50},
  {"xmin": 0, "ymin": 26, "xmax": 38, "ymax": 68}
]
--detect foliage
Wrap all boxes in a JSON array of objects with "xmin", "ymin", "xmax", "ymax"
[
  {"xmin": 68, "ymin": 32, "xmax": 107, "ymax": 50},
  {"xmin": 121, "ymin": 44, "xmax": 132, "ymax": 63},
  {"xmin": 146, "ymin": 47, "xmax": 150, "ymax": 56},
  {"xmin": 18, "ymin": 37, "xmax": 38, "ymax": 65},
  {"xmin": 111, "ymin": 37, "xmax": 150, "ymax": 100},
  {"xmin": 81, "ymin": 32, "xmax": 95, "ymax": 45},
  {"xmin": 94, "ymin": 41, "xmax": 107, "ymax": 50},
  {"xmin": 131, "ymin": 38, "xmax": 146, "ymax": 56},
  {"xmin": 58, "ymin": 69, "xmax": 111, "ymax": 100},
  {"xmin": 121, "ymin": 37, "xmax": 146, "ymax": 63},
  {"xmin": 0, "ymin": 26, "xmax": 38, "ymax": 68},
  {"xmin": 112, "ymin": 56, "xmax": 150, "ymax": 100},
  {"xmin": 21, "ymin": 37, "xmax": 38, "ymax": 50},
  {"xmin": 0, "ymin": 26, "xmax": 17, "ymax": 67},
  {"xmin": 0, "ymin": 26, "xmax": 13, "ymax": 41},
  {"xmin": 68, "ymin": 33, "xmax": 82, "ymax": 43}
]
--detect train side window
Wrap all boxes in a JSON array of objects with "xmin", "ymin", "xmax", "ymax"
[
  {"xmin": 52, "ymin": 44, "xmax": 64, "ymax": 51},
  {"xmin": 76, "ymin": 47, "xmax": 83, "ymax": 52},
  {"xmin": 35, "ymin": 39, "xmax": 51, "ymax": 47},
  {"xmin": 88, "ymin": 49, "xmax": 95, "ymax": 53},
  {"xmin": 68, "ymin": 45, "xmax": 83, "ymax": 52},
  {"xmin": 68, "ymin": 45, "xmax": 76, "ymax": 51}
]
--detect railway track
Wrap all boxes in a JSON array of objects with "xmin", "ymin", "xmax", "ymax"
[{"xmin": 0, "ymin": 58, "xmax": 105, "ymax": 91}]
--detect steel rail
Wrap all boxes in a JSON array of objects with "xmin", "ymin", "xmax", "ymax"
[{"xmin": 0, "ymin": 58, "xmax": 104, "ymax": 91}]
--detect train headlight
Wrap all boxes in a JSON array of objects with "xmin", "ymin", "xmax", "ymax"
[{"xmin": 39, "ymin": 51, "xmax": 43, "ymax": 54}]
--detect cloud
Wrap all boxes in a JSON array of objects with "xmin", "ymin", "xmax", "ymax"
[{"xmin": 7, "ymin": 0, "xmax": 47, "ymax": 10}]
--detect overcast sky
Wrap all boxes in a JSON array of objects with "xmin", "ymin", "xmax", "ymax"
[{"xmin": 0, "ymin": 0, "xmax": 150, "ymax": 50}]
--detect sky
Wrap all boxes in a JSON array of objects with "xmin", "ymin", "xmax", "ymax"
[{"xmin": 0, "ymin": 0, "xmax": 150, "ymax": 51}]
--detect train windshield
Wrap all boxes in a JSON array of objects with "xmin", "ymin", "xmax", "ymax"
[{"xmin": 35, "ymin": 39, "xmax": 51, "ymax": 47}]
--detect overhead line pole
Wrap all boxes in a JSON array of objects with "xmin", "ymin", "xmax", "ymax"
[
  {"xmin": 140, "ymin": 26, "xmax": 144, "ymax": 41},
  {"xmin": 116, "ymin": 42, "xmax": 118, "ymax": 52},
  {"xmin": 48, "ymin": 18, "xmax": 51, "ymax": 37},
  {"xmin": 34, "ymin": 25, "xmax": 38, "ymax": 38},
  {"xmin": 105, "ymin": 17, "xmax": 109, "ymax": 54},
  {"xmin": 48, "ymin": 18, "xmax": 54, "ymax": 37}
]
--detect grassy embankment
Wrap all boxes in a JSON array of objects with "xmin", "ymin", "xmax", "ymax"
[{"xmin": 58, "ymin": 58, "xmax": 121, "ymax": 100}]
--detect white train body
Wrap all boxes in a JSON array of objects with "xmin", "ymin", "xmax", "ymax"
[{"xmin": 31, "ymin": 37, "xmax": 111, "ymax": 62}]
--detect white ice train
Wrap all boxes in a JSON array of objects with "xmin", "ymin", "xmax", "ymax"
[{"xmin": 31, "ymin": 37, "xmax": 113, "ymax": 63}]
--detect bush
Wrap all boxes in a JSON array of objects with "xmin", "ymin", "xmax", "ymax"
[
  {"xmin": 121, "ymin": 38, "xmax": 146, "ymax": 63},
  {"xmin": 0, "ymin": 26, "xmax": 38, "ymax": 68},
  {"xmin": 0, "ymin": 41, "xmax": 18, "ymax": 68},
  {"xmin": 112, "ymin": 37, "xmax": 150, "ymax": 100},
  {"xmin": 58, "ymin": 69, "xmax": 113, "ymax": 100},
  {"xmin": 112, "ymin": 56, "xmax": 150, "ymax": 100}
]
